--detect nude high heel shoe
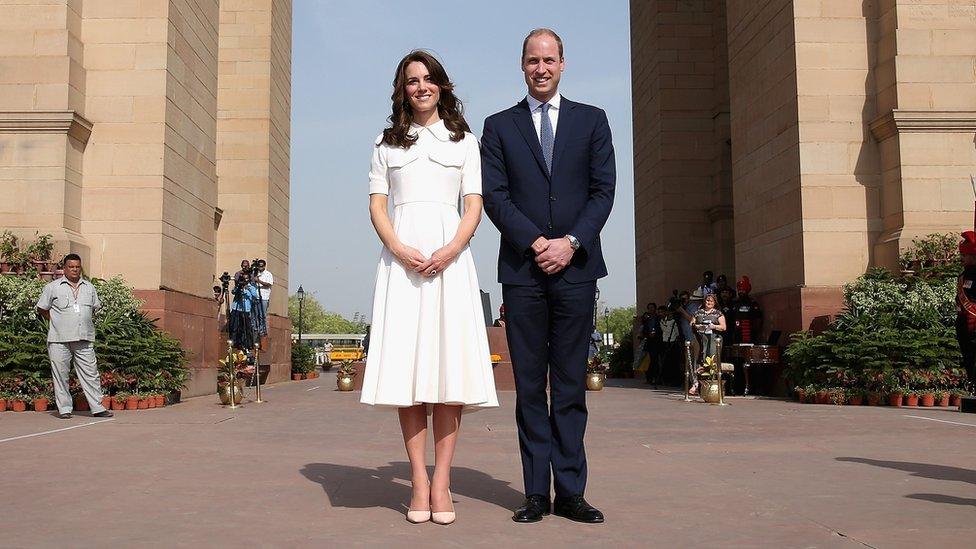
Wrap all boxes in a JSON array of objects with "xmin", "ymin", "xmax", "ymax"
[
  {"xmin": 406, "ymin": 482, "xmax": 431, "ymax": 523},
  {"xmin": 431, "ymin": 490, "xmax": 456, "ymax": 525}
]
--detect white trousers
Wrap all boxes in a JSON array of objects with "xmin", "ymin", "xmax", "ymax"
[{"xmin": 48, "ymin": 341, "xmax": 107, "ymax": 414}]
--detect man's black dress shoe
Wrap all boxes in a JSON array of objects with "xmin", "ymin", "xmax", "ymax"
[
  {"xmin": 93, "ymin": 410, "xmax": 114, "ymax": 418},
  {"xmin": 58, "ymin": 413, "xmax": 72, "ymax": 419},
  {"xmin": 512, "ymin": 495, "xmax": 551, "ymax": 523},
  {"xmin": 553, "ymin": 495, "xmax": 604, "ymax": 523}
]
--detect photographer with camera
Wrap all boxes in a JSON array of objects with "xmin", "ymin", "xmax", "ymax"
[
  {"xmin": 228, "ymin": 269, "xmax": 259, "ymax": 351},
  {"xmin": 252, "ymin": 259, "xmax": 273, "ymax": 340}
]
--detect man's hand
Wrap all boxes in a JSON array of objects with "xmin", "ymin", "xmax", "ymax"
[
  {"xmin": 535, "ymin": 237, "xmax": 574, "ymax": 275},
  {"xmin": 530, "ymin": 236, "xmax": 549, "ymax": 255}
]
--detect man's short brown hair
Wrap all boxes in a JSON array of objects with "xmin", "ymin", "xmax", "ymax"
[{"xmin": 521, "ymin": 28, "xmax": 564, "ymax": 61}]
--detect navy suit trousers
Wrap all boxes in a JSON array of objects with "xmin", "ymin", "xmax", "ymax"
[{"xmin": 503, "ymin": 276, "xmax": 596, "ymax": 498}]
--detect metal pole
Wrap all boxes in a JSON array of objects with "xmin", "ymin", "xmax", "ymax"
[
  {"xmin": 253, "ymin": 343, "xmax": 264, "ymax": 403},
  {"xmin": 298, "ymin": 297, "xmax": 304, "ymax": 344},
  {"xmin": 226, "ymin": 338, "xmax": 239, "ymax": 409},
  {"xmin": 715, "ymin": 335, "xmax": 728, "ymax": 406},
  {"xmin": 683, "ymin": 340, "xmax": 693, "ymax": 402}
]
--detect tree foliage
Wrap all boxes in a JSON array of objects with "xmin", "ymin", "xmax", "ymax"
[{"xmin": 288, "ymin": 292, "xmax": 364, "ymax": 334}]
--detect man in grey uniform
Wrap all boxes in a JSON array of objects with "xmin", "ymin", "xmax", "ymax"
[{"xmin": 35, "ymin": 254, "xmax": 113, "ymax": 419}]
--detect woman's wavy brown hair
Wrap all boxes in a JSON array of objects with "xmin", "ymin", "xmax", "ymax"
[{"xmin": 382, "ymin": 50, "xmax": 470, "ymax": 149}]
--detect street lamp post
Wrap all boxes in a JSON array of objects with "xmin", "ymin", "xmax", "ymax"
[{"xmin": 297, "ymin": 285, "xmax": 305, "ymax": 345}]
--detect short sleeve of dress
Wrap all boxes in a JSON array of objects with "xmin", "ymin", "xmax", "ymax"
[
  {"xmin": 368, "ymin": 134, "xmax": 389, "ymax": 196},
  {"xmin": 460, "ymin": 133, "xmax": 482, "ymax": 196}
]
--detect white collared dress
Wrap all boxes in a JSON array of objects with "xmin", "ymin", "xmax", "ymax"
[{"xmin": 360, "ymin": 121, "xmax": 498, "ymax": 410}]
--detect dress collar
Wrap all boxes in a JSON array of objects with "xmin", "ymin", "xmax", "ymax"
[
  {"xmin": 526, "ymin": 93, "xmax": 562, "ymax": 113},
  {"xmin": 409, "ymin": 119, "xmax": 451, "ymax": 142}
]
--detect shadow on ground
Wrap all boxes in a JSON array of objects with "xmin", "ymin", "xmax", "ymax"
[
  {"xmin": 838, "ymin": 457, "xmax": 976, "ymax": 507},
  {"xmin": 300, "ymin": 462, "xmax": 524, "ymax": 513}
]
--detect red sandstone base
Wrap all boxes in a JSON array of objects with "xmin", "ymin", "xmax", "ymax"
[{"xmin": 135, "ymin": 289, "xmax": 291, "ymax": 398}]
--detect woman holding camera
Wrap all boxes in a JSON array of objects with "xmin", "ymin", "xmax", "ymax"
[{"xmin": 360, "ymin": 50, "xmax": 498, "ymax": 525}]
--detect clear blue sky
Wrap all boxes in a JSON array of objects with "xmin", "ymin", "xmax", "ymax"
[{"xmin": 290, "ymin": 0, "xmax": 635, "ymax": 319}]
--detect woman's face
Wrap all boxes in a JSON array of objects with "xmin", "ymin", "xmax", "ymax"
[
  {"xmin": 704, "ymin": 295, "xmax": 717, "ymax": 309},
  {"xmin": 404, "ymin": 61, "xmax": 440, "ymax": 117}
]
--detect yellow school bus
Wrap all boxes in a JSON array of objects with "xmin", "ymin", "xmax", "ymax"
[{"xmin": 293, "ymin": 333, "xmax": 365, "ymax": 361}]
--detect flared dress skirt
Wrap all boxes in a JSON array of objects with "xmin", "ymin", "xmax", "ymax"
[{"xmin": 360, "ymin": 201, "xmax": 499, "ymax": 410}]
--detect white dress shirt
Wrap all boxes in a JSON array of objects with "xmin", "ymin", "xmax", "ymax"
[{"xmin": 526, "ymin": 93, "xmax": 561, "ymax": 141}]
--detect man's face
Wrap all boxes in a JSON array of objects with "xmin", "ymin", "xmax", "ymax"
[
  {"xmin": 257, "ymin": 261, "xmax": 266, "ymax": 272},
  {"xmin": 63, "ymin": 260, "xmax": 82, "ymax": 280},
  {"xmin": 703, "ymin": 272, "xmax": 713, "ymax": 285},
  {"xmin": 680, "ymin": 292, "xmax": 690, "ymax": 303},
  {"xmin": 522, "ymin": 35, "xmax": 564, "ymax": 101}
]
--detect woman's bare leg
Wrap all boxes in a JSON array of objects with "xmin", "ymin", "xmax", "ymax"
[
  {"xmin": 398, "ymin": 404, "xmax": 429, "ymax": 510},
  {"xmin": 430, "ymin": 404, "xmax": 462, "ymax": 512}
]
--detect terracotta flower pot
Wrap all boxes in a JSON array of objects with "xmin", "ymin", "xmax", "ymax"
[
  {"xmin": 904, "ymin": 394, "xmax": 918, "ymax": 407},
  {"xmin": 147, "ymin": 397, "xmax": 156, "ymax": 408},
  {"xmin": 155, "ymin": 395, "xmax": 165, "ymax": 407},
  {"xmin": 12, "ymin": 400, "xmax": 27, "ymax": 412},
  {"xmin": 0, "ymin": 399, "xmax": 7, "ymax": 412},
  {"xmin": 937, "ymin": 395, "xmax": 950, "ymax": 407},
  {"xmin": 919, "ymin": 393, "xmax": 935, "ymax": 407},
  {"xmin": 795, "ymin": 390, "xmax": 805, "ymax": 402},
  {"xmin": 815, "ymin": 391, "xmax": 829, "ymax": 405},
  {"xmin": 292, "ymin": 374, "xmax": 301, "ymax": 381},
  {"xmin": 33, "ymin": 398, "xmax": 49, "ymax": 412},
  {"xmin": 848, "ymin": 396, "xmax": 863, "ymax": 406},
  {"xmin": 125, "ymin": 396, "xmax": 139, "ymax": 410},
  {"xmin": 866, "ymin": 393, "xmax": 881, "ymax": 406},
  {"xmin": 102, "ymin": 396, "xmax": 112, "ymax": 410},
  {"xmin": 137, "ymin": 398, "xmax": 149, "ymax": 410},
  {"xmin": 888, "ymin": 393, "xmax": 903, "ymax": 407},
  {"xmin": 74, "ymin": 395, "xmax": 90, "ymax": 411},
  {"xmin": 950, "ymin": 395, "xmax": 962, "ymax": 407},
  {"xmin": 112, "ymin": 397, "xmax": 126, "ymax": 410}
]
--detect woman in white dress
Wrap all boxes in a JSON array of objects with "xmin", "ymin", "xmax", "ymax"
[{"xmin": 361, "ymin": 50, "xmax": 498, "ymax": 525}]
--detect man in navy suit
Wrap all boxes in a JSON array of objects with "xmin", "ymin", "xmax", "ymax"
[{"xmin": 482, "ymin": 28, "xmax": 615, "ymax": 524}]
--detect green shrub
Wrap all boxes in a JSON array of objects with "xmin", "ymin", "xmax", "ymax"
[{"xmin": 0, "ymin": 274, "xmax": 188, "ymax": 395}]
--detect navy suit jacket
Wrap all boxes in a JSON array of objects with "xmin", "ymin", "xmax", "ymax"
[{"xmin": 481, "ymin": 97, "xmax": 615, "ymax": 285}]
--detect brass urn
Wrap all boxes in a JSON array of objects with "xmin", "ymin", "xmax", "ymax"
[
  {"xmin": 337, "ymin": 375, "xmax": 355, "ymax": 392},
  {"xmin": 585, "ymin": 373, "xmax": 606, "ymax": 391},
  {"xmin": 218, "ymin": 381, "xmax": 244, "ymax": 405},
  {"xmin": 700, "ymin": 380, "xmax": 722, "ymax": 404}
]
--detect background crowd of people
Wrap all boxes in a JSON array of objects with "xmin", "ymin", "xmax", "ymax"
[{"xmin": 632, "ymin": 270, "xmax": 762, "ymax": 391}]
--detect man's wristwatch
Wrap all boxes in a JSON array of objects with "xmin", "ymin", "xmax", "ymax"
[{"xmin": 565, "ymin": 234, "xmax": 581, "ymax": 251}]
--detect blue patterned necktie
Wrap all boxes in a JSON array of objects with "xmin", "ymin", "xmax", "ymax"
[{"xmin": 540, "ymin": 102, "xmax": 554, "ymax": 173}]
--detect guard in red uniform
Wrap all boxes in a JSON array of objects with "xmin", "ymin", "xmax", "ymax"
[
  {"xmin": 732, "ymin": 276, "xmax": 762, "ymax": 344},
  {"xmin": 956, "ymin": 231, "xmax": 976, "ymax": 383}
]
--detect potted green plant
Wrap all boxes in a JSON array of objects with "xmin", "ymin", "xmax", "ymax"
[
  {"xmin": 887, "ymin": 385, "xmax": 905, "ymax": 407},
  {"xmin": 217, "ymin": 350, "xmax": 248, "ymax": 405},
  {"xmin": 0, "ymin": 230, "xmax": 18, "ymax": 273},
  {"xmin": 32, "ymin": 392, "xmax": 52, "ymax": 412},
  {"xmin": 903, "ymin": 389, "xmax": 919, "ymax": 407},
  {"xmin": 0, "ymin": 390, "xmax": 9, "ymax": 412},
  {"xmin": 935, "ymin": 389, "xmax": 950, "ymax": 407},
  {"xmin": 918, "ymin": 389, "xmax": 936, "ymax": 407},
  {"xmin": 586, "ymin": 356, "xmax": 608, "ymax": 391},
  {"xmin": 846, "ymin": 387, "xmax": 864, "ymax": 406},
  {"xmin": 26, "ymin": 232, "xmax": 55, "ymax": 273},
  {"xmin": 112, "ymin": 391, "xmax": 129, "ymax": 411},
  {"xmin": 336, "ymin": 360, "xmax": 357, "ymax": 391}
]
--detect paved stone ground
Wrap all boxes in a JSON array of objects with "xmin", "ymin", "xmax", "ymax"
[{"xmin": 2, "ymin": 374, "xmax": 975, "ymax": 548}]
